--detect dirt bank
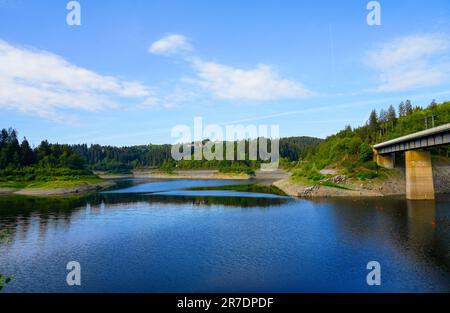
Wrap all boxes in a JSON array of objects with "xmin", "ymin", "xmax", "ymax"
[
  {"xmin": 97, "ymin": 174, "xmax": 134, "ymax": 179},
  {"xmin": 254, "ymin": 169, "xmax": 291, "ymax": 185},
  {"xmin": 273, "ymin": 178, "xmax": 385, "ymax": 198},
  {"xmin": 0, "ymin": 188, "xmax": 16, "ymax": 195},
  {"xmin": 274, "ymin": 160, "xmax": 450, "ymax": 198}
]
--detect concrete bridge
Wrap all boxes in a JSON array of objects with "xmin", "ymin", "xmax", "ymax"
[{"xmin": 373, "ymin": 123, "xmax": 450, "ymax": 200}]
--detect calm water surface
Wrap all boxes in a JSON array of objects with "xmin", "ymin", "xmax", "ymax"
[{"xmin": 0, "ymin": 178, "xmax": 449, "ymax": 292}]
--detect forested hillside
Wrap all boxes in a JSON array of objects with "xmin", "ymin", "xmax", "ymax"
[
  {"xmin": 292, "ymin": 100, "xmax": 450, "ymax": 182},
  {"xmin": 2, "ymin": 100, "xmax": 447, "ymax": 183},
  {"xmin": 70, "ymin": 144, "xmax": 173, "ymax": 173},
  {"xmin": 0, "ymin": 129, "xmax": 95, "ymax": 187},
  {"xmin": 0, "ymin": 126, "xmax": 322, "ymax": 179},
  {"xmin": 70, "ymin": 136, "xmax": 322, "ymax": 174}
]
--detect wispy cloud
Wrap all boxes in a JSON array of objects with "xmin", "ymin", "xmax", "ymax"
[
  {"xmin": 0, "ymin": 40, "xmax": 155, "ymax": 120},
  {"xmin": 367, "ymin": 34, "xmax": 450, "ymax": 92},
  {"xmin": 137, "ymin": 86, "xmax": 198, "ymax": 109},
  {"xmin": 149, "ymin": 34, "xmax": 313, "ymax": 102},
  {"xmin": 149, "ymin": 34, "xmax": 192, "ymax": 56}
]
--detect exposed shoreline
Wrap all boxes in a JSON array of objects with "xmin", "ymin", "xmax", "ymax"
[
  {"xmin": 1, "ymin": 162, "xmax": 448, "ymax": 198},
  {"xmin": 273, "ymin": 160, "xmax": 450, "ymax": 198}
]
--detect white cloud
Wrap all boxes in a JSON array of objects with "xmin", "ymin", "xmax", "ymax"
[
  {"xmin": 191, "ymin": 60, "xmax": 312, "ymax": 101},
  {"xmin": 149, "ymin": 34, "xmax": 313, "ymax": 101},
  {"xmin": 0, "ymin": 40, "xmax": 154, "ymax": 120},
  {"xmin": 367, "ymin": 34, "xmax": 450, "ymax": 92},
  {"xmin": 149, "ymin": 34, "xmax": 192, "ymax": 56}
]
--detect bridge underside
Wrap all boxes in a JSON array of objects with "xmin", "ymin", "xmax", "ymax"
[{"xmin": 375, "ymin": 128, "xmax": 449, "ymax": 155}]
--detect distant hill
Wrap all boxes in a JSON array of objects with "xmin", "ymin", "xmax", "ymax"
[
  {"xmin": 71, "ymin": 136, "xmax": 323, "ymax": 174},
  {"xmin": 279, "ymin": 136, "xmax": 323, "ymax": 161}
]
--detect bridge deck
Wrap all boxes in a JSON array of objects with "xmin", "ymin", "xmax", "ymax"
[{"xmin": 374, "ymin": 123, "xmax": 450, "ymax": 154}]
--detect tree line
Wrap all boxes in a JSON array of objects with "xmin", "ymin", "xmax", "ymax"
[
  {"xmin": 365, "ymin": 99, "xmax": 449, "ymax": 144},
  {"xmin": 0, "ymin": 126, "xmax": 323, "ymax": 177},
  {"xmin": 0, "ymin": 128, "xmax": 85, "ymax": 170},
  {"xmin": 71, "ymin": 136, "xmax": 322, "ymax": 174},
  {"xmin": 0, "ymin": 128, "xmax": 90, "ymax": 182},
  {"xmin": 3, "ymin": 99, "xmax": 446, "ymax": 180}
]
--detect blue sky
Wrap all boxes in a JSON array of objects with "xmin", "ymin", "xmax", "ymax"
[{"xmin": 1, "ymin": 0, "xmax": 450, "ymax": 146}]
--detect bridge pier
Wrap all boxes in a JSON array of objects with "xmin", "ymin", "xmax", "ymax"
[
  {"xmin": 373, "ymin": 150, "xmax": 395, "ymax": 169},
  {"xmin": 405, "ymin": 150, "xmax": 435, "ymax": 200}
]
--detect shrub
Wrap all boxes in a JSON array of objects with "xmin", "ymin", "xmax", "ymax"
[
  {"xmin": 362, "ymin": 161, "xmax": 378, "ymax": 171},
  {"xmin": 342, "ymin": 159, "xmax": 355, "ymax": 173},
  {"xmin": 359, "ymin": 143, "xmax": 373, "ymax": 162},
  {"xmin": 357, "ymin": 170, "xmax": 378, "ymax": 180},
  {"xmin": 308, "ymin": 171, "xmax": 325, "ymax": 182}
]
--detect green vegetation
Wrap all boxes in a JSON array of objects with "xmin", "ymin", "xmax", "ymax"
[
  {"xmin": 156, "ymin": 158, "xmax": 258, "ymax": 176},
  {"xmin": 356, "ymin": 170, "xmax": 379, "ymax": 180},
  {"xmin": 187, "ymin": 184, "xmax": 288, "ymax": 196},
  {"xmin": 0, "ymin": 177, "xmax": 102, "ymax": 189},
  {"xmin": 71, "ymin": 137, "xmax": 321, "ymax": 175},
  {"xmin": 0, "ymin": 128, "xmax": 101, "ymax": 189},
  {"xmin": 279, "ymin": 137, "xmax": 322, "ymax": 161},
  {"xmin": 24, "ymin": 178, "xmax": 103, "ymax": 189},
  {"xmin": 1, "ymin": 125, "xmax": 322, "ymax": 181},
  {"xmin": 71, "ymin": 144, "xmax": 173, "ymax": 174},
  {"xmin": 291, "ymin": 100, "xmax": 450, "ymax": 182},
  {"xmin": 318, "ymin": 181, "xmax": 352, "ymax": 190},
  {"xmin": 290, "ymin": 168, "xmax": 352, "ymax": 190},
  {"xmin": 179, "ymin": 159, "xmax": 257, "ymax": 175}
]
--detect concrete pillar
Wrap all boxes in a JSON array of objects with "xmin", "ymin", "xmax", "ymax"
[
  {"xmin": 373, "ymin": 149, "xmax": 395, "ymax": 169},
  {"xmin": 405, "ymin": 150, "xmax": 435, "ymax": 200}
]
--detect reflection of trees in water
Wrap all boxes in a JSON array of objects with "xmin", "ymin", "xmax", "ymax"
[
  {"xmin": 91, "ymin": 193, "xmax": 289, "ymax": 208},
  {"xmin": 0, "ymin": 195, "xmax": 87, "ymax": 244},
  {"xmin": 0, "ymin": 193, "xmax": 289, "ymax": 242},
  {"xmin": 308, "ymin": 196, "xmax": 450, "ymax": 273}
]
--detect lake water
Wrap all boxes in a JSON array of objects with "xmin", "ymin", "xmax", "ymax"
[{"xmin": 0, "ymin": 178, "xmax": 449, "ymax": 292}]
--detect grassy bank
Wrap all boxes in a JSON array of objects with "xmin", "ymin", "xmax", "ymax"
[
  {"xmin": 0, "ymin": 176, "xmax": 104, "ymax": 190},
  {"xmin": 24, "ymin": 177, "xmax": 104, "ymax": 189},
  {"xmin": 0, "ymin": 164, "xmax": 105, "ymax": 191},
  {"xmin": 290, "ymin": 172, "xmax": 353, "ymax": 190}
]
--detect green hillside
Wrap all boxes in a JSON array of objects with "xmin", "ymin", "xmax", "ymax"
[{"xmin": 291, "ymin": 100, "xmax": 450, "ymax": 182}]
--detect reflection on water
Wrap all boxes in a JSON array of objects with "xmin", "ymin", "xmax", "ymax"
[
  {"xmin": 101, "ymin": 178, "xmax": 249, "ymax": 194},
  {"xmin": 308, "ymin": 197, "xmax": 450, "ymax": 276},
  {"xmin": 0, "ymin": 179, "xmax": 449, "ymax": 293},
  {"xmin": 0, "ymin": 192, "xmax": 289, "ymax": 234},
  {"xmin": 153, "ymin": 190, "xmax": 288, "ymax": 198}
]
